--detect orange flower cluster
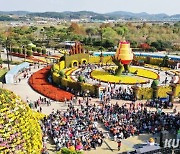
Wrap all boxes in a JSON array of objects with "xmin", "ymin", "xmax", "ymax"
[{"xmin": 29, "ymin": 67, "xmax": 74, "ymax": 101}]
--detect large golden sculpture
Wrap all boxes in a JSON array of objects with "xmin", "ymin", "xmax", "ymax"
[{"xmin": 113, "ymin": 41, "xmax": 133, "ymax": 76}]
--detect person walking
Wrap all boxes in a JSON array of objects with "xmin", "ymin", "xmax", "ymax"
[{"xmin": 117, "ymin": 138, "xmax": 121, "ymax": 151}]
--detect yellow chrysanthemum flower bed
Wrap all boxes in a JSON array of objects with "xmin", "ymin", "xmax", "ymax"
[
  {"xmin": 129, "ymin": 67, "xmax": 159, "ymax": 80},
  {"xmin": 0, "ymin": 88, "xmax": 44, "ymax": 153},
  {"xmin": 104, "ymin": 66, "xmax": 159, "ymax": 80},
  {"xmin": 91, "ymin": 70, "xmax": 148, "ymax": 84}
]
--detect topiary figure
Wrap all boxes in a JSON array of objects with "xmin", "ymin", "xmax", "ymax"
[
  {"xmin": 151, "ymin": 80, "xmax": 159, "ymax": 89},
  {"xmin": 151, "ymin": 80, "xmax": 159, "ymax": 99},
  {"xmin": 161, "ymin": 55, "xmax": 169, "ymax": 67},
  {"xmin": 78, "ymin": 75, "xmax": 85, "ymax": 83}
]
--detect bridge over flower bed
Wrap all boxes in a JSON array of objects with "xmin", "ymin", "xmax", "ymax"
[{"xmin": 29, "ymin": 66, "xmax": 73, "ymax": 101}]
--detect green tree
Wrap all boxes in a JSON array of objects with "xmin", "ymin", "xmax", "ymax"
[
  {"xmin": 42, "ymin": 48, "xmax": 46, "ymax": 55},
  {"xmin": 86, "ymin": 28, "xmax": 97, "ymax": 37},
  {"xmin": 102, "ymin": 27, "xmax": 118, "ymax": 40}
]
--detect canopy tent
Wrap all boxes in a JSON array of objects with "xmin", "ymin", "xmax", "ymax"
[{"xmin": 5, "ymin": 62, "xmax": 30, "ymax": 84}]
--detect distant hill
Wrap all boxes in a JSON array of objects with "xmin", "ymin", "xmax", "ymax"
[
  {"xmin": 105, "ymin": 11, "xmax": 169, "ymax": 20},
  {"xmin": 0, "ymin": 11, "xmax": 29, "ymax": 16},
  {"xmin": 0, "ymin": 10, "xmax": 179, "ymax": 21},
  {"xmin": 28, "ymin": 11, "xmax": 101, "ymax": 19}
]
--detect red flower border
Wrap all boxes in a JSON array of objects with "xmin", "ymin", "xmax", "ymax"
[{"xmin": 29, "ymin": 66, "xmax": 74, "ymax": 101}]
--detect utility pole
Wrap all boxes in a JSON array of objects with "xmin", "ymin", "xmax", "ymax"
[
  {"xmin": 10, "ymin": 43, "xmax": 12, "ymax": 61},
  {"xmin": 0, "ymin": 43, "xmax": 2, "ymax": 59},
  {"xmin": 6, "ymin": 38, "xmax": 10, "ymax": 70}
]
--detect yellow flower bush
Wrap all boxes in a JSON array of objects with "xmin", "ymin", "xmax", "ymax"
[
  {"xmin": 137, "ymin": 87, "xmax": 153, "ymax": 100},
  {"xmin": 157, "ymin": 86, "xmax": 172, "ymax": 98},
  {"xmin": 91, "ymin": 70, "xmax": 148, "ymax": 84},
  {"xmin": 175, "ymin": 84, "xmax": 180, "ymax": 97},
  {"xmin": 0, "ymin": 88, "xmax": 44, "ymax": 153}
]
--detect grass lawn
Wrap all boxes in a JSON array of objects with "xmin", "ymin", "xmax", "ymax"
[{"xmin": 0, "ymin": 68, "xmax": 7, "ymax": 82}]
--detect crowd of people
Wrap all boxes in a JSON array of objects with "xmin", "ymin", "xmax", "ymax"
[
  {"xmin": 146, "ymin": 99, "xmax": 174, "ymax": 109},
  {"xmin": 41, "ymin": 102, "xmax": 104, "ymax": 152},
  {"xmin": 28, "ymin": 96, "xmax": 51, "ymax": 112},
  {"xmin": 98, "ymin": 102, "xmax": 179, "ymax": 140},
  {"xmin": 41, "ymin": 96, "xmax": 180, "ymax": 152}
]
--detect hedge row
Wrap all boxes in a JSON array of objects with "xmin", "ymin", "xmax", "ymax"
[
  {"xmin": 137, "ymin": 85, "xmax": 179, "ymax": 100},
  {"xmin": 89, "ymin": 56, "xmax": 113, "ymax": 64},
  {"xmin": 52, "ymin": 72, "xmax": 99, "ymax": 96},
  {"xmin": 11, "ymin": 47, "xmax": 47, "ymax": 55},
  {"xmin": 135, "ymin": 56, "xmax": 176, "ymax": 67}
]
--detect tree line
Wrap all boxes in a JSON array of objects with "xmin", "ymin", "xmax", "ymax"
[{"xmin": 0, "ymin": 21, "xmax": 180, "ymax": 51}]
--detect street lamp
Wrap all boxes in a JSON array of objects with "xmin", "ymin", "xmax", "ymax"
[{"xmin": 22, "ymin": 46, "xmax": 26, "ymax": 61}]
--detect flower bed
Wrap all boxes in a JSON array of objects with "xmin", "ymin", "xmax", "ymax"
[
  {"xmin": 129, "ymin": 67, "xmax": 159, "ymax": 80},
  {"xmin": 104, "ymin": 66, "xmax": 159, "ymax": 80},
  {"xmin": 29, "ymin": 67, "xmax": 73, "ymax": 101},
  {"xmin": 0, "ymin": 88, "xmax": 43, "ymax": 153},
  {"xmin": 91, "ymin": 70, "xmax": 148, "ymax": 84}
]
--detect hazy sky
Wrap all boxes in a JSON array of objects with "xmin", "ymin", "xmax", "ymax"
[{"xmin": 0, "ymin": 0, "xmax": 179, "ymax": 15}]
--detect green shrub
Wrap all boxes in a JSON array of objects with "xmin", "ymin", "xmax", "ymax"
[
  {"xmin": 32, "ymin": 47, "xmax": 37, "ymax": 52},
  {"xmin": 27, "ymin": 50, "xmax": 32, "ymax": 57},
  {"xmin": 37, "ymin": 47, "xmax": 42, "ymax": 53},
  {"xmin": 12, "ymin": 47, "xmax": 18, "ymax": 53},
  {"xmin": 18, "ymin": 48, "xmax": 22, "ymax": 54},
  {"xmin": 58, "ymin": 147, "xmax": 83, "ymax": 154},
  {"xmin": 78, "ymin": 76, "xmax": 85, "ymax": 83}
]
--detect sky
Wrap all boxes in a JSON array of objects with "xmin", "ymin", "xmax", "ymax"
[{"xmin": 0, "ymin": 0, "xmax": 179, "ymax": 15}]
